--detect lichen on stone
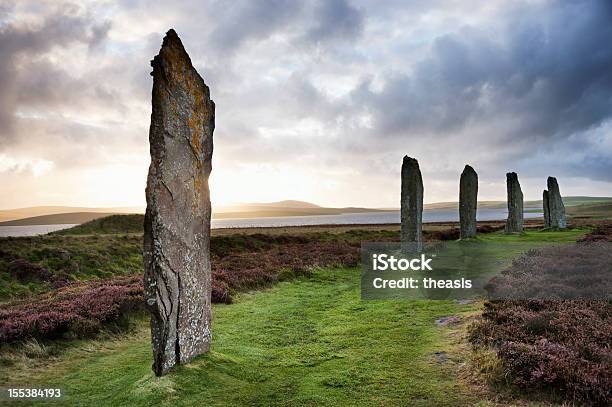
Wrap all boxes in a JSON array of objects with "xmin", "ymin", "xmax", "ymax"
[{"xmin": 143, "ymin": 29, "xmax": 214, "ymax": 376}]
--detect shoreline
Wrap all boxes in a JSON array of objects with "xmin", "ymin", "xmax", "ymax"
[{"xmin": 0, "ymin": 218, "xmax": 548, "ymax": 238}]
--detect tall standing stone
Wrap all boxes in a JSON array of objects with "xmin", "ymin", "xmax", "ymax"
[
  {"xmin": 543, "ymin": 189, "xmax": 551, "ymax": 228},
  {"xmin": 546, "ymin": 176, "xmax": 566, "ymax": 229},
  {"xmin": 459, "ymin": 165, "xmax": 478, "ymax": 239},
  {"xmin": 401, "ymin": 156, "xmax": 424, "ymax": 251},
  {"xmin": 505, "ymin": 172, "xmax": 523, "ymax": 233},
  {"xmin": 144, "ymin": 29, "xmax": 215, "ymax": 376}
]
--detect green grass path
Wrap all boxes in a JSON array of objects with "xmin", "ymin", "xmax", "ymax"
[{"xmin": 15, "ymin": 267, "xmax": 479, "ymax": 406}]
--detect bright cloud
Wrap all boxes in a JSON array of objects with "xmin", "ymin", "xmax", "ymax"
[{"xmin": 0, "ymin": 0, "xmax": 610, "ymax": 209}]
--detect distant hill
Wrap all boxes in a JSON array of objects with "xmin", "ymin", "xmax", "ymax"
[
  {"xmin": 29, "ymin": 201, "xmax": 612, "ymax": 236},
  {"xmin": 557, "ymin": 196, "xmax": 612, "ymax": 205},
  {"xmin": 0, "ymin": 200, "xmax": 393, "ymax": 226},
  {"xmin": 567, "ymin": 202, "xmax": 612, "ymax": 219},
  {"xmin": 0, "ymin": 212, "xmax": 121, "ymax": 226},
  {"xmin": 213, "ymin": 200, "xmax": 322, "ymax": 217},
  {"xmin": 424, "ymin": 196, "xmax": 612, "ymax": 211},
  {"xmin": 423, "ymin": 201, "xmax": 511, "ymax": 210},
  {"xmin": 0, "ymin": 206, "xmax": 142, "ymax": 223},
  {"xmin": 231, "ymin": 200, "xmax": 322, "ymax": 209},
  {"xmin": 213, "ymin": 206, "xmax": 390, "ymax": 219},
  {"xmin": 1, "ymin": 197, "xmax": 610, "ymax": 226},
  {"xmin": 0, "ymin": 207, "xmax": 393, "ymax": 227}
]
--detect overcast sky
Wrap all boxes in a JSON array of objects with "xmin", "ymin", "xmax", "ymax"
[{"xmin": 0, "ymin": 0, "xmax": 611, "ymax": 209}]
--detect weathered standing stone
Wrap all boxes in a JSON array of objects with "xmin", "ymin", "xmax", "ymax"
[
  {"xmin": 143, "ymin": 29, "xmax": 215, "ymax": 376},
  {"xmin": 401, "ymin": 156, "xmax": 424, "ymax": 251},
  {"xmin": 505, "ymin": 172, "xmax": 523, "ymax": 233},
  {"xmin": 459, "ymin": 165, "xmax": 478, "ymax": 239},
  {"xmin": 546, "ymin": 176, "xmax": 566, "ymax": 229},
  {"xmin": 543, "ymin": 190, "xmax": 551, "ymax": 228}
]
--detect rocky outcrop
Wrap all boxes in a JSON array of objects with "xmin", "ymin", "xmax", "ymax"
[
  {"xmin": 143, "ymin": 29, "xmax": 215, "ymax": 376},
  {"xmin": 545, "ymin": 177, "xmax": 566, "ymax": 229},
  {"xmin": 401, "ymin": 156, "xmax": 424, "ymax": 251},
  {"xmin": 459, "ymin": 165, "xmax": 478, "ymax": 239},
  {"xmin": 543, "ymin": 190, "xmax": 551, "ymax": 228},
  {"xmin": 505, "ymin": 172, "xmax": 523, "ymax": 233}
]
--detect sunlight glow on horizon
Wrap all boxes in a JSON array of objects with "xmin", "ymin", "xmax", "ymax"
[{"xmin": 3, "ymin": 151, "xmax": 611, "ymax": 211}]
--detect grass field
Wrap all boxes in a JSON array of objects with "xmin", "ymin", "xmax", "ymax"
[
  {"xmin": 567, "ymin": 202, "xmax": 612, "ymax": 220},
  {"xmin": 0, "ymin": 227, "xmax": 590, "ymax": 406},
  {"xmin": 0, "ymin": 233, "xmax": 143, "ymax": 299},
  {"xmin": 3, "ymin": 267, "xmax": 482, "ymax": 406}
]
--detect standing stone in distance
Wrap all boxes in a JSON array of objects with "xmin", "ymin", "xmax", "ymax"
[
  {"xmin": 505, "ymin": 172, "xmax": 523, "ymax": 233},
  {"xmin": 546, "ymin": 176, "xmax": 566, "ymax": 229},
  {"xmin": 459, "ymin": 165, "xmax": 478, "ymax": 239},
  {"xmin": 143, "ymin": 29, "xmax": 215, "ymax": 376},
  {"xmin": 401, "ymin": 156, "xmax": 424, "ymax": 251},
  {"xmin": 543, "ymin": 189, "xmax": 551, "ymax": 228}
]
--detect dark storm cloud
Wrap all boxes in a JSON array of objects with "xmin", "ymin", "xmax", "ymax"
[
  {"xmin": 88, "ymin": 20, "xmax": 111, "ymax": 50},
  {"xmin": 338, "ymin": 0, "xmax": 612, "ymax": 181},
  {"xmin": 0, "ymin": 3, "xmax": 108, "ymax": 55},
  {"xmin": 208, "ymin": 0, "xmax": 363, "ymax": 53},
  {"xmin": 354, "ymin": 0, "xmax": 612, "ymax": 139},
  {"xmin": 305, "ymin": 0, "xmax": 364, "ymax": 44},
  {"xmin": 14, "ymin": 60, "xmax": 121, "ymax": 112},
  {"xmin": 208, "ymin": 0, "xmax": 305, "ymax": 52},
  {"xmin": 0, "ymin": 2, "xmax": 111, "ymax": 145}
]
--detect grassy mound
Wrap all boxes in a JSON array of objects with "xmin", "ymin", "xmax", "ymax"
[{"xmin": 53, "ymin": 214, "xmax": 145, "ymax": 235}]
